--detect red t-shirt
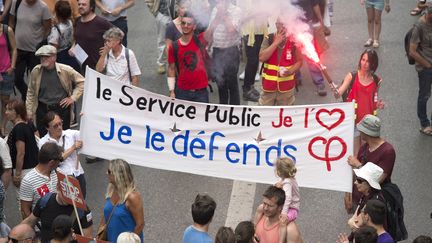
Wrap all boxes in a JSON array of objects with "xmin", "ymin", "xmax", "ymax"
[
  {"xmin": 168, "ymin": 33, "xmax": 208, "ymax": 90},
  {"xmin": 347, "ymin": 74, "xmax": 380, "ymax": 124}
]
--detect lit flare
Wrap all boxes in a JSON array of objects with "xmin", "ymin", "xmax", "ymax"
[{"xmin": 294, "ymin": 33, "xmax": 339, "ymax": 99}]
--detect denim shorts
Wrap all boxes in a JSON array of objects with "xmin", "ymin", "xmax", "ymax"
[
  {"xmin": 0, "ymin": 72, "xmax": 14, "ymax": 96},
  {"xmin": 365, "ymin": 0, "xmax": 384, "ymax": 11}
]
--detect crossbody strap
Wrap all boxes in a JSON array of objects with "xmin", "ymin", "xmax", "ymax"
[
  {"xmin": 125, "ymin": 48, "xmax": 132, "ymax": 83},
  {"xmin": 105, "ymin": 202, "xmax": 117, "ymax": 226}
]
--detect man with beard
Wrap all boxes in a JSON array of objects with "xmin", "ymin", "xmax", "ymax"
[
  {"xmin": 166, "ymin": 11, "xmax": 217, "ymax": 103},
  {"xmin": 70, "ymin": 0, "xmax": 111, "ymax": 74}
]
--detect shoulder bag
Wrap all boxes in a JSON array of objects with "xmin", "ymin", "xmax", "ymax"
[{"xmin": 96, "ymin": 202, "xmax": 117, "ymax": 240}]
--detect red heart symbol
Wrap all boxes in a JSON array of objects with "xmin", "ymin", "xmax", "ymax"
[
  {"xmin": 315, "ymin": 108, "xmax": 345, "ymax": 131},
  {"xmin": 308, "ymin": 136, "xmax": 347, "ymax": 171}
]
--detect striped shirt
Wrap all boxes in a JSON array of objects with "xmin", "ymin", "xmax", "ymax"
[
  {"xmin": 210, "ymin": 3, "xmax": 242, "ymax": 48},
  {"xmin": 20, "ymin": 169, "xmax": 58, "ymax": 210}
]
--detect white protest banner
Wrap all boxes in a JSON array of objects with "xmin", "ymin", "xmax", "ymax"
[{"xmin": 81, "ymin": 68, "xmax": 355, "ymax": 192}]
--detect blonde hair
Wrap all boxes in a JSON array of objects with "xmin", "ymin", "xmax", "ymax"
[
  {"xmin": 275, "ymin": 157, "xmax": 297, "ymax": 179},
  {"xmin": 117, "ymin": 232, "xmax": 140, "ymax": 243},
  {"xmin": 106, "ymin": 159, "xmax": 136, "ymax": 203}
]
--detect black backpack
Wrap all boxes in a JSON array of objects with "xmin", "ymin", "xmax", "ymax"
[
  {"xmin": 405, "ymin": 23, "xmax": 423, "ymax": 65},
  {"xmin": 172, "ymin": 35, "xmax": 213, "ymax": 80},
  {"xmin": 381, "ymin": 182, "xmax": 408, "ymax": 242},
  {"xmin": 105, "ymin": 48, "xmax": 132, "ymax": 82},
  {"xmin": 341, "ymin": 71, "xmax": 380, "ymax": 102},
  {"xmin": 172, "ymin": 35, "xmax": 214, "ymax": 92}
]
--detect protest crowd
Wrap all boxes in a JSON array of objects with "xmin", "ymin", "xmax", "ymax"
[{"xmin": 0, "ymin": 0, "xmax": 430, "ymax": 242}]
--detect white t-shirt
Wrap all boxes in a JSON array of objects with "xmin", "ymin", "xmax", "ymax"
[
  {"xmin": 105, "ymin": 45, "xmax": 141, "ymax": 84},
  {"xmin": 39, "ymin": 130, "xmax": 84, "ymax": 177},
  {"xmin": 100, "ymin": 0, "xmax": 127, "ymax": 22},
  {"xmin": 0, "ymin": 138, "xmax": 12, "ymax": 169}
]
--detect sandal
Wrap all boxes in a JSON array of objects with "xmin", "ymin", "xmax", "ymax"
[
  {"xmin": 372, "ymin": 40, "xmax": 379, "ymax": 48},
  {"xmin": 410, "ymin": 7, "xmax": 422, "ymax": 16},
  {"xmin": 364, "ymin": 39, "xmax": 373, "ymax": 47},
  {"xmin": 419, "ymin": 126, "xmax": 432, "ymax": 136}
]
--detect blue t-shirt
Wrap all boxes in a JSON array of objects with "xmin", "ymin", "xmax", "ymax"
[
  {"xmin": 182, "ymin": 225, "xmax": 212, "ymax": 243},
  {"xmin": 378, "ymin": 232, "xmax": 394, "ymax": 243}
]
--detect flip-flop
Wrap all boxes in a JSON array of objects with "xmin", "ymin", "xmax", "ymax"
[
  {"xmin": 419, "ymin": 126, "xmax": 432, "ymax": 136},
  {"xmin": 411, "ymin": 8, "xmax": 422, "ymax": 16}
]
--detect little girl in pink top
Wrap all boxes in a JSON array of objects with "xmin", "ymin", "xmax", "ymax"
[{"xmin": 275, "ymin": 157, "xmax": 300, "ymax": 243}]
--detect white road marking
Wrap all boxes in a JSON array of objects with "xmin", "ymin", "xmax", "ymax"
[
  {"xmin": 225, "ymin": 99, "xmax": 260, "ymax": 228},
  {"xmin": 225, "ymin": 180, "xmax": 257, "ymax": 228}
]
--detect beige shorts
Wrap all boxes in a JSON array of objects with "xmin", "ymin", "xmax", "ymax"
[{"xmin": 258, "ymin": 88, "xmax": 295, "ymax": 106}]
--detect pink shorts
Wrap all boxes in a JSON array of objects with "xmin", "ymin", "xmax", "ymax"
[{"xmin": 287, "ymin": 208, "xmax": 298, "ymax": 222}]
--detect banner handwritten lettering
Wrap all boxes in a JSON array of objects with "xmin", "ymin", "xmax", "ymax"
[{"xmin": 80, "ymin": 68, "xmax": 355, "ymax": 192}]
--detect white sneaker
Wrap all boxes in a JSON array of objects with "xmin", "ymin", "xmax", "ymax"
[
  {"xmin": 239, "ymin": 71, "xmax": 245, "ymax": 80},
  {"xmin": 255, "ymin": 73, "xmax": 261, "ymax": 81}
]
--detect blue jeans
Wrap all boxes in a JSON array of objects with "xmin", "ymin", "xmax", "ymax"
[
  {"xmin": 175, "ymin": 87, "xmax": 209, "ymax": 103},
  {"xmin": 297, "ymin": 57, "xmax": 325, "ymax": 89},
  {"xmin": 417, "ymin": 69, "xmax": 432, "ymax": 127}
]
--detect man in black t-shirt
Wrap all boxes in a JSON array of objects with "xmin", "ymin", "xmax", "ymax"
[{"xmin": 21, "ymin": 186, "xmax": 93, "ymax": 243}]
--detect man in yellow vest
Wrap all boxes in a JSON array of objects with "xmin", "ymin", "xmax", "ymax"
[{"xmin": 259, "ymin": 19, "xmax": 302, "ymax": 106}]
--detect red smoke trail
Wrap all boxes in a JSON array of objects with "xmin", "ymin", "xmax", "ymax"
[{"xmin": 294, "ymin": 32, "xmax": 320, "ymax": 63}]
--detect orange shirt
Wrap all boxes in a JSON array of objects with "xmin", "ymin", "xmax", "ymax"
[{"xmin": 255, "ymin": 216, "xmax": 280, "ymax": 243}]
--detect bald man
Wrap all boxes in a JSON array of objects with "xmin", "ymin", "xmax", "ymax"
[{"xmin": 8, "ymin": 224, "xmax": 35, "ymax": 242}]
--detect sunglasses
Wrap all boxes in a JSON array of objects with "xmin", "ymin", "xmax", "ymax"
[
  {"xmin": 8, "ymin": 236, "xmax": 32, "ymax": 243},
  {"xmin": 356, "ymin": 178, "xmax": 367, "ymax": 184},
  {"xmin": 181, "ymin": 21, "xmax": 194, "ymax": 26},
  {"xmin": 8, "ymin": 236, "xmax": 18, "ymax": 243}
]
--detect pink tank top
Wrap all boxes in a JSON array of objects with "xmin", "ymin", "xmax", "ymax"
[
  {"xmin": 255, "ymin": 216, "xmax": 280, "ymax": 243},
  {"xmin": 0, "ymin": 32, "xmax": 11, "ymax": 72}
]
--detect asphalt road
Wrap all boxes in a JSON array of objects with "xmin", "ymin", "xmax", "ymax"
[{"xmin": 4, "ymin": 0, "xmax": 432, "ymax": 242}]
